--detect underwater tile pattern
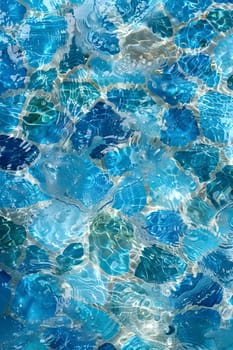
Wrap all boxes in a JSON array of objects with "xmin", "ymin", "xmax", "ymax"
[{"xmin": 0, "ymin": 0, "xmax": 233, "ymax": 349}]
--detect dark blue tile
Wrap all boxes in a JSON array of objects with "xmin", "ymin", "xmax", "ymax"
[
  {"xmin": 59, "ymin": 37, "xmax": 88, "ymax": 73},
  {"xmin": 202, "ymin": 247, "xmax": 233, "ymax": 284},
  {"xmin": 227, "ymin": 75, "xmax": 233, "ymax": 90},
  {"xmin": 88, "ymin": 31, "xmax": 120, "ymax": 55},
  {"xmin": 145, "ymin": 210, "xmax": 186, "ymax": 244},
  {"xmin": 160, "ymin": 107, "xmax": 199, "ymax": 147},
  {"xmin": 174, "ymin": 309, "xmax": 221, "ymax": 349},
  {"xmin": 56, "ymin": 243, "xmax": 84, "ymax": 272},
  {"xmin": 116, "ymin": 0, "xmax": 150, "ymax": 23},
  {"xmin": 135, "ymin": 245, "xmax": 187, "ymax": 283},
  {"xmin": 98, "ymin": 343, "xmax": 116, "ymax": 350},
  {"xmin": 0, "ymin": 135, "xmax": 39, "ymax": 171},
  {"xmin": 71, "ymin": 102, "xmax": 128, "ymax": 152},
  {"xmin": 0, "ymin": 316, "xmax": 24, "ymax": 345},
  {"xmin": 0, "ymin": 216, "xmax": 26, "ymax": 268},
  {"xmin": 175, "ymin": 20, "xmax": 217, "ymax": 48},
  {"xmin": 170, "ymin": 273, "xmax": 223, "ymax": 308},
  {"xmin": 207, "ymin": 166, "xmax": 233, "ymax": 208},
  {"xmin": 207, "ymin": 8, "xmax": 233, "ymax": 32},
  {"xmin": 148, "ymin": 12, "xmax": 173, "ymax": 37},
  {"xmin": 174, "ymin": 143, "xmax": 219, "ymax": 181}
]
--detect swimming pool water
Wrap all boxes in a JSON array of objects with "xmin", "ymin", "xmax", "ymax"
[{"xmin": 0, "ymin": 0, "xmax": 233, "ymax": 349}]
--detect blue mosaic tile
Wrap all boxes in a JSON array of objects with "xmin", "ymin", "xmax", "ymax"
[
  {"xmin": 59, "ymin": 81, "xmax": 100, "ymax": 116},
  {"xmin": 113, "ymin": 174, "xmax": 146, "ymax": 215},
  {"xmin": 135, "ymin": 245, "xmax": 187, "ymax": 283},
  {"xmin": 227, "ymin": 75, "xmax": 233, "ymax": 90},
  {"xmin": 146, "ymin": 150, "xmax": 197, "ymax": 208},
  {"xmin": 0, "ymin": 135, "xmax": 39, "ymax": 171},
  {"xmin": 23, "ymin": 96, "xmax": 69, "ymax": 144},
  {"xmin": 178, "ymin": 53, "xmax": 220, "ymax": 87},
  {"xmin": 199, "ymin": 91, "xmax": 233, "ymax": 143},
  {"xmin": 64, "ymin": 299, "xmax": 120, "ymax": 340},
  {"xmin": 0, "ymin": 32, "xmax": 27, "ymax": 94},
  {"xmin": 12, "ymin": 274, "xmax": 61, "ymax": 322},
  {"xmin": 19, "ymin": 245, "xmax": 50, "ymax": 274},
  {"xmin": 164, "ymin": 0, "xmax": 211, "ymax": 22},
  {"xmin": 174, "ymin": 309, "xmax": 221, "ymax": 349},
  {"xmin": 59, "ymin": 37, "xmax": 88, "ymax": 73},
  {"xmin": 183, "ymin": 228, "xmax": 218, "ymax": 261},
  {"xmin": 0, "ymin": 172, "xmax": 49, "ymax": 208},
  {"xmin": 0, "ymin": 0, "xmax": 26, "ymax": 26},
  {"xmin": 174, "ymin": 143, "xmax": 219, "ymax": 181},
  {"xmin": 44, "ymin": 326, "xmax": 96, "ymax": 350},
  {"xmin": 22, "ymin": 0, "xmax": 64, "ymax": 12},
  {"xmin": 207, "ymin": 166, "xmax": 233, "ymax": 208},
  {"xmin": 170, "ymin": 273, "xmax": 223, "ymax": 308},
  {"xmin": 148, "ymin": 12, "xmax": 173, "ymax": 37},
  {"xmin": 0, "ymin": 216, "xmax": 26, "ymax": 268},
  {"xmin": 186, "ymin": 197, "xmax": 215, "ymax": 226},
  {"xmin": 0, "ymin": 271, "xmax": 11, "ymax": 315},
  {"xmin": 56, "ymin": 242, "xmax": 84, "ymax": 271},
  {"xmin": 175, "ymin": 20, "xmax": 217, "ymax": 49},
  {"xmin": 64, "ymin": 266, "xmax": 108, "ymax": 306},
  {"xmin": 71, "ymin": 102, "xmax": 128, "ymax": 152},
  {"xmin": 1, "ymin": 0, "xmax": 233, "ymax": 348},
  {"xmin": 214, "ymin": 33, "xmax": 233, "ymax": 77},
  {"xmin": 104, "ymin": 147, "xmax": 132, "ymax": 176},
  {"xmin": 28, "ymin": 68, "xmax": 57, "ymax": 92},
  {"xmin": 145, "ymin": 210, "xmax": 186, "ymax": 244},
  {"xmin": 207, "ymin": 8, "xmax": 233, "ymax": 32},
  {"xmin": 0, "ymin": 316, "xmax": 24, "ymax": 348},
  {"xmin": 31, "ymin": 153, "xmax": 112, "ymax": 207},
  {"xmin": 202, "ymin": 247, "xmax": 233, "ymax": 285},
  {"xmin": 98, "ymin": 343, "xmax": 116, "ymax": 350},
  {"xmin": 89, "ymin": 212, "xmax": 134, "ymax": 275},
  {"xmin": 28, "ymin": 199, "xmax": 86, "ymax": 251},
  {"xmin": 0, "ymin": 94, "xmax": 25, "ymax": 133},
  {"xmin": 88, "ymin": 31, "xmax": 120, "ymax": 55},
  {"xmin": 160, "ymin": 107, "xmax": 199, "ymax": 146},
  {"xmin": 19, "ymin": 16, "xmax": 67, "ymax": 68},
  {"xmin": 116, "ymin": 0, "xmax": 150, "ymax": 23}
]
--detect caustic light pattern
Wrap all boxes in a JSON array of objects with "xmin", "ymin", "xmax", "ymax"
[{"xmin": 0, "ymin": 0, "xmax": 233, "ymax": 349}]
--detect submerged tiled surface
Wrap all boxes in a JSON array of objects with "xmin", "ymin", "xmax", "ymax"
[{"xmin": 1, "ymin": 0, "xmax": 233, "ymax": 349}]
